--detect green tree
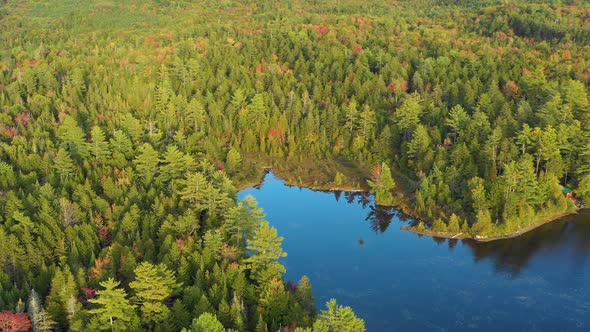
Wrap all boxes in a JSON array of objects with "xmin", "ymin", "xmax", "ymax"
[
  {"xmin": 53, "ymin": 148, "xmax": 77, "ymax": 180},
  {"xmin": 225, "ymin": 148, "xmax": 242, "ymax": 175},
  {"xmin": 446, "ymin": 104, "xmax": 470, "ymax": 137},
  {"xmin": 32, "ymin": 310, "xmax": 56, "ymax": 332},
  {"xmin": 46, "ymin": 267, "xmax": 78, "ymax": 331},
  {"xmin": 393, "ymin": 93, "xmax": 422, "ymax": 140},
  {"xmin": 516, "ymin": 124, "xmax": 534, "ymax": 155},
  {"xmin": 110, "ymin": 130, "xmax": 134, "ymax": 159},
  {"xmin": 57, "ymin": 115, "xmax": 89, "ymax": 158},
  {"xmin": 313, "ymin": 299, "xmax": 365, "ymax": 332},
  {"xmin": 245, "ymin": 222, "xmax": 287, "ymax": 284},
  {"xmin": 367, "ymin": 163, "xmax": 396, "ymax": 205},
  {"xmin": 577, "ymin": 175, "xmax": 590, "ymax": 202},
  {"xmin": 181, "ymin": 313, "xmax": 225, "ymax": 332},
  {"xmin": 159, "ymin": 145, "xmax": 195, "ymax": 183},
  {"xmin": 88, "ymin": 278, "xmax": 137, "ymax": 331},
  {"xmin": 129, "ymin": 262, "xmax": 181, "ymax": 327},
  {"xmin": 134, "ymin": 143, "xmax": 159, "ymax": 185},
  {"xmin": 406, "ymin": 124, "xmax": 431, "ymax": 171},
  {"xmin": 344, "ymin": 98, "xmax": 359, "ymax": 134},
  {"xmin": 178, "ymin": 172, "xmax": 211, "ymax": 211},
  {"xmin": 224, "ymin": 195, "xmax": 265, "ymax": 247},
  {"xmin": 89, "ymin": 126, "xmax": 111, "ymax": 164},
  {"xmin": 358, "ymin": 104, "xmax": 376, "ymax": 140},
  {"xmin": 447, "ymin": 214, "xmax": 461, "ymax": 234},
  {"xmin": 258, "ymin": 277, "xmax": 289, "ymax": 331}
]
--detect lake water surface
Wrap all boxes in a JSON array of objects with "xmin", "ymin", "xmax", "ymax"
[{"xmin": 239, "ymin": 173, "xmax": 590, "ymax": 331}]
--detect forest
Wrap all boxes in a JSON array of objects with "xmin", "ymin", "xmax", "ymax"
[{"xmin": 0, "ymin": 0, "xmax": 589, "ymax": 331}]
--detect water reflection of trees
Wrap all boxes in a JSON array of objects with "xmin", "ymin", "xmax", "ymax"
[
  {"xmin": 336, "ymin": 192, "xmax": 401, "ymax": 234},
  {"xmin": 343, "ymin": 191, "xmax": 372, "ymax": 209},
  {"xmin": 464, "ymin": 210, "xmax": 590, "ymax": 276},
  {"xmin": 336, "ymin": 190, "xmax": 590, "ymax": 277},
  {"xmin": 366, "ymin": 205, "xmax": 397, "ymax": 233}
]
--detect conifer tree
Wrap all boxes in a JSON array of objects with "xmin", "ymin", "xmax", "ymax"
[
  {"xmin": 134, "ymin": 143, "xmax": 159, "ymax": 185},
  {"xmin": 89, "ymin": 278, "xmax": 137, "ymax": 332},
  {"xmin": 53, "ymin": 148, "xmax": 77, "ymax": 180},
  {"xmin": 245, "ymin": 222, "xmax": 287, "ymax": 284},
  {"xmin": 182, "ymin": 313, "xmax": 225, "ymax": 332},
  {"xmin": 367, "ymin": 163, "xmax": 396, "ymax": 205},
  {"xmin": 57, "ymin": 115, "xmax": 89, "ymax": 159},
  {"xmin": 129, "ymin": 262, "xmax": 181, "ymax": 326},
  {"xmin": 89, "ymin": 126, "xmax": 111, "ymax": 164},
  {"xmin": 314, "ymin": 299, "xmax": 365, "ymax": 332}
]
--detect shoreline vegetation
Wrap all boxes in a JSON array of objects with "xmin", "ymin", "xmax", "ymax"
[
  {"xmin": 238, "ymin": 158, "xmax": 585, "ymax": 243},
  {"xmin": 401, "ymin": 210, "xmax": 582, "ymax": 242}
]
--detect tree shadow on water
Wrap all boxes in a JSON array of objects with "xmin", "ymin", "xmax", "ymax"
[
  {"xmin": 365, "ymin": 205, "xmax": 397, "ymax": 234},
  {"xmin": 463, "ymin": 210, "xmax": 590, "ymax": 277}
]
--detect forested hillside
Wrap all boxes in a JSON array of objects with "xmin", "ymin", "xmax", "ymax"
[{"xmin": 0, "ymin": 0, "xmax": 589, "ymax": 331}]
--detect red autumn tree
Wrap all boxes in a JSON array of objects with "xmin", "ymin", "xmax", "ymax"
[{"xmin": 0, "ymin": 311, "xmax": 31, "ymax": 332}]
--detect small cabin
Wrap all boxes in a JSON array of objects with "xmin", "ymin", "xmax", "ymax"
[
  {"xmin": 561, "ymin": 186, "xmax": 575, "ymax": 199},
  {"xmin": 561, "ymin": 185, "xmax": 584, "ymax": 208}
]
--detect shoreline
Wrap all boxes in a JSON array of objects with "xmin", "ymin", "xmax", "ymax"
[
  {"xmin": 237, "ymin": 169, "xmax": 367, "ymax": 193},
  {"xmin": 401, "ymin": 209, "xmax": 584, "ymax": 243},
  {"xmin": 235, "ymin": 162, "xmax": 585, "ymax": 244}
]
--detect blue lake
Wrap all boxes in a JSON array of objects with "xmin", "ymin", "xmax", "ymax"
[{"xmin": 239, "ymin": 173, "xmax": 590, "ymax": 331}]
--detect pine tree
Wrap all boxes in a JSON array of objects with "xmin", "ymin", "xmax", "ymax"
[
  {"xmin": 186, "ymin": 98, "xmax": 206, "ymax": 132},
  {"xmin": 445, "ymin": 104, "xmax": 470, "ymax": 137},
  {"xmin": 255, "ymin": 315, "xmax": 268, "ymax": 332},
  {"xmin": 194, "ymin": 294, "xmax": 213, "ymax": 317},
  {"xmin": 89, "ymin": 126, "xmax": 111, "ymax": 164},
  {"xmin": 182, "ymin": 313, "xmax": 225, "ymax": 332},
  {"xmin": 46, "ymin": 267, "xmax": 77, "ymax": 331},
  {"xmin": 109, "ymin": 130, "xmax": 134, "ymax": 159},
  {"xmin": 344, "ymin": 98, "xmax": 359, "ymax": 134},
  {"xmin": 314, "ymin": 299, "xmax": 365, "ymax": 332},
  {"xmin": 295, "ymin": 276, "xmax": 315, "ymax": 316},
  {"xmin": 258, "ymin": 277, "xmax": 289, "ymax": 331},
  {"xmin": 245, "ymin": 221, "xmax": 287, "ymax": 284},
  {"xmin": 159, "ymin": 145, "xmax": 195, "ymax": 183},
  {"xmin": 367, "ymin": 163, "xmax": 396, "ymax": 205},
  {"xmin": 89, "ymin": 278, "xmax": 137, "ymax": 331},
  {"xmin": 32, "ymin": 310, "xmax": 56, "ymax": 332},
  {"xmin": 393, "ymin": 93, "xmax": 422, "ymax": 140},
  {"xmin": 57, "ymin": 115, "xmax": 89, "ymax": 159},
  {"xmin": 134, "ymin": 143, "xmax": 159, "ymax": 185},
  {"xmin": 448, "ymin": 214, "xmax": 461, "ymax": 234},
  {"xmin": 225, "ymin": 148, "xmax": 242, "ymax": 175},
  {"xmin": 224, "ymin": 195, "xmax": 265, "ymax": 247},
  {"xmin": 129, "ymin": 262, "xmax": 181, "ymax": 326},
  {"xmin": 178, "ymin": 172, "xmax": 210, "ymax": 209},
  {"xmin": 53, "ymin": 148, "xmax": 77, "ymax": 180}
]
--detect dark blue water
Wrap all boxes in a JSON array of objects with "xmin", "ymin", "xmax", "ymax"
[{"xmin": 239, "ymin": 173, "xmax": 590, "ymax": 331}]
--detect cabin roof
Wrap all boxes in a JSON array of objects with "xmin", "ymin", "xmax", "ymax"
[{"xmin": 561, "ymin": 185, "xmax": 574, "ymax": 194}]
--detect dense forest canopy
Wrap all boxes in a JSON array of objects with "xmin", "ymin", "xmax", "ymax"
[{"xmin": 0, "ymin": 0, "xmax": 589, "ymax": 331}]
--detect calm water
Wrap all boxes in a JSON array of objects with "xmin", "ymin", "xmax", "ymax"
[{"xmin": 239, "ymin": 173, "xmax": 590, "ymax": 331}]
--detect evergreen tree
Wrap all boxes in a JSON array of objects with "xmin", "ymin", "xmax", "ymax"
[
  {"xmin": 53, "ymin": 148, "xmax": 77, "ymax": 180},
  {"xmin": 129, "ymin": 262, "xmax": 181, "ymax": 327},
  {"xmin": 245, "ymin": 222, "xmax": 287, "ymax": 284},
  {"xmin": 182, "ymin": 313, "xmax": 225, "ymax": 332},
  {"xmin": 89, "ymin": 126, "xmax": 111, "ymax": 164},
  {"xmin": 46, "ymin": 267, "xmax": 78, "ymax": 331},
  {"xmin": 134, "ymin": 143, "xmax": 160, "ymax": 185},
  {"xmin": 314, "ymin": 299, "xmax": 365, "ymax": 332},
  {"xmin": 88, "ymin": 278, "xmax": 138, "ymax": 331},
  {"xmin": 367, "ymin": 163, "xmax": 396, "ymax": 205}
]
